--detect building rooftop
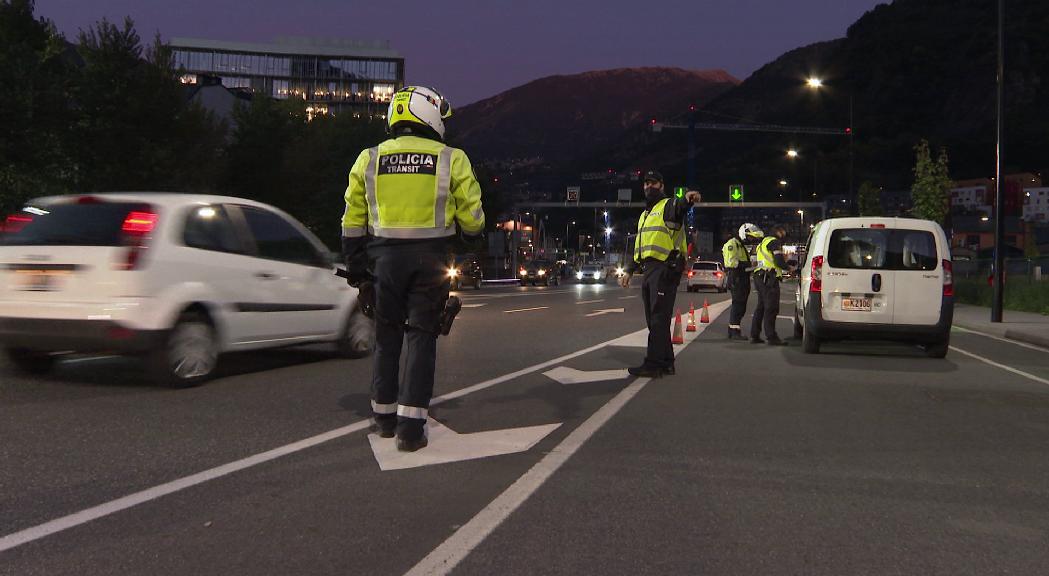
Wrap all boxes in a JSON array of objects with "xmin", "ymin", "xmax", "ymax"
[{"xmin": 170, "ymin": 36, "xmax": 400, "ymax": 59}]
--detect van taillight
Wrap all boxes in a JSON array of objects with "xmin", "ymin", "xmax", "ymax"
[
  {"xmin": 942, "ymin": 259, "xmax": 953, "ymax": 297},
  {"xmin": 2, "ymin": 215, "xmax": 32, "ymax": 233},
  {"xmin": 810, "ymin": 255, "xmax": 824, "ymax": 293},
  {"xmin": 115, "ymin": 210, "xmax": 158, "ymax": 270}
]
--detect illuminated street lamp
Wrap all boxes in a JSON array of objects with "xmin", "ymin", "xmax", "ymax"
[
  {"xmin": 787, "ymin": 149, "xmax": 799, "ymax": 159},
  {"xmin": 779, "ymin": 180, "xmax": 788, "ymax": 186},
  {"xmin": 806, "ymin": 77, "xmax": 824, "ymax": 89}
]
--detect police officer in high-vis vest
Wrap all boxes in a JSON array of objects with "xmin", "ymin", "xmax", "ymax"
[
  {"xmin": 722, "ymin": 223, "xmax": 763, "ymax": 340},
  {"xmin": 342, "ymin": 86, "xmax": 485, "ymax": 452},
  {"xmin": 750, "ymin": 224, "xmax": 790, "ymax": 346},
  {"xmin": 620, "ymin": 171, "xmax": 701, "ymax": 377}
]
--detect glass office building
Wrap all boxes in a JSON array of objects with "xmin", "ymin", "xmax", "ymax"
[{"xmin": 171, "ymin": 37, "xmax": 404, "ymax": 118}]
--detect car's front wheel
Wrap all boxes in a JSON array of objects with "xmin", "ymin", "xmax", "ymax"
[
  {"xmin": 149, "ymin": 311, "xmax": 218, "ymax": 388},
  {"xmin": 5, "ymin": 348, "xmax": 56, "ymax": 375}
]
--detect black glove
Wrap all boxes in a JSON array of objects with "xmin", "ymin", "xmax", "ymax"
[{"xmin": 357, "ymin": 281, "xmax": 375, "ymax": 319}]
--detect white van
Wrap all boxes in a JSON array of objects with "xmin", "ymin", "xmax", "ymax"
[
  {"xmin": 0, "ymin": 193, "xmax": 373, "ymax": 386},
  {"xmin": 793, "ymin": 217, "xmax": 954, "ymax": 357}
]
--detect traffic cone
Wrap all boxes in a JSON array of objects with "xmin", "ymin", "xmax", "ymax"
[
  {"xmin": 671, "ymin": 309, "xmax": 685, "ymax": 344},
  {"xmin": 686, "ymin": 302, "xmax": 697, "ymax": 332},
  {"xmin": 700, "ymin": 299, "xmax": 710, "ymax": 324}
]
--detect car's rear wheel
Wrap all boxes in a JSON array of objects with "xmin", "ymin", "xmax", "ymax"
[
  {"xmin": 925, "ymin": 337, "xmax": 949, "ymax": 359},
  {"xmin": 5, "ymin": 348, "xmax": 56, "ymax": 375},
  {"xmin": 336, "ymin": 305, "xmax": 373, "ymax": 359},
  {"xmin": 802, "ymin": 320, "xmax": 820, "ymax": 354},
  {"xmin": 149, "ymin": 311, "xmax": 218, "ymax": 388},
  {"xmin": 793, "ymin": 309, "xmax": 804, "ymax": 339}
]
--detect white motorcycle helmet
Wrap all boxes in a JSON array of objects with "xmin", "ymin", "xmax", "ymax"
[
  {"xmin": 387, "ymin": 86, "xmax": 453, "ymax": 139},
  {"xmin": 739, "ymin": 223, "xmax": 764, "ymax": 241}
]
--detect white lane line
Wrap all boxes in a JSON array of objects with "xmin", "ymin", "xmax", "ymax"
[
  {"xmin": 618, "ymin": 295, "xmax": 637, "ymax": 300},
  {"xmin": 952, "ymin": 325, "xmax": 1049, "ymax": 354},
  {"xmin": 61, "ymin": 355, "xmax": 120, "ymax": 365},
  {"xmin": 406, "ymin": 302, "xmax": 722, "ymax": 576},
  {"xmin": 949, "ymin": 346, "xmax": 1049, "ymax": 387},
  {"xmin": 504, "ymin": 306, "xmax": 549, "ymax": 314},
  {"xmin": 460, "ymin": 303, "xmax": 487, "ymax": 309},
  {"xmin": 0, "ymin": 324, "xmax": 661, "ymax": 553},
  {"xmin": 576, "ymin": 299, "xmax": 605, "ymax": 305},
  {"xmin": 459, "ymin": 289, "xmax": 575, "ymax": 301}
]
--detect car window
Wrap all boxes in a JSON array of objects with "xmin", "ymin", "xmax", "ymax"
[
  {"xmin": 239, "ymin": 206, "xmax": 324, "ymax": 267},
  {"xmin": 692, "ymin": 262, "xmax": 717, "ymax": 270},
  {"xmin": 1, "ymin": 202, "xmax": 151, "ymax": 247},
  {"xmin": 828, "ymin": 228, "xmax": 939, "ymax": 271},
  {"xmin": 182, "ymin": 205, "xmax": 242, "ymax": 254}
]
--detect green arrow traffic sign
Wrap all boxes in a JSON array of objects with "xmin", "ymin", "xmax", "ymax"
[
  {"xmin": 674, "ymin": 186, "xmax": 686, "ymax": 199},
  {"xmin": 729, "ymin": 184, "xmax": 744, "ymax": 202}
]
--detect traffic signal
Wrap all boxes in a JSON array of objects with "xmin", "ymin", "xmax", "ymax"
[
  {"xmin": 729, "ymin": 184, "xmax": 744, "ymax": 203},
  {"xmin": 674, "ymin": 187, "xmax": 686, "ymax": 199}
]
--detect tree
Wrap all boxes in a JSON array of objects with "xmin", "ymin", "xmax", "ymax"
[
  {"xmin": 0, "ymin": 0, "xmax": 74, "ymax": 212},
  {"xmin": 857, "ymin": 180, "xmax": 883, "ymax": 216},
  {"xmin": 910, "ymin": 139, "xmax": 950, "ymax": 224}
]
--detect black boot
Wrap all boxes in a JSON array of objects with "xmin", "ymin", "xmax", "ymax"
[
  {"xmin": 750, "ymin": 336, "xmax": 765, "ymax": 344},
  {"xmin": 369, "ymin": 415, "xmax": 396, "ymax": 438},
  {"xmin": 627, "ymin": 364, "xmax": 663, "ymax": 378},
  {"xmin": 766, "ymin": 336, "xmax": 787, "ymax": 346},
  {"xmin": 727, "ymin": 328, "xmax": 745, "ymax": 340},
  {"xmin": 663, "ymin": 364, "xmax": 676, "ymax": 376},
  {"xmin": 396, "ymin": 436, "xmax": 429, "ymax": 452}
]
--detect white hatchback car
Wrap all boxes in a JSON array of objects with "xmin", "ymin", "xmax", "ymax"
[
  {"xmin": 686, "ymin": 261, "xmax": 727, "ymax": 292},
  {"xmin": 0, "ymin": 193, "xmax": 372, "ymax": 386},
  {"xmin": 793, "ymin": 217, "xmax": 953, "ymax": 357}
]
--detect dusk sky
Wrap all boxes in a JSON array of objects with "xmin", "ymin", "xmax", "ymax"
[{"xmin": 36, "ymin": 0, "xmax": 886, "ymax": 106}]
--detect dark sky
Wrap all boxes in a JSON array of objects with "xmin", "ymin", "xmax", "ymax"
[{"xmin": 37, "ymin": 0, "xmax": 886, "ymax": 106}]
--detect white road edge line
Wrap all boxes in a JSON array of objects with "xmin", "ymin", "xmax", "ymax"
[
  {"xmin": 949, "ymin": 346, "xmax": 1049, "ymax": 387},
  {"xmin": 576, "ymin": 299, "xmax": 605, "ymax": 305},
  {"xmin": 0, "ymin": 322, "xmax": 673, "ymax": 553},
  {"xmin": 404, "ymin": 303, "xmax": 726, "ymax": 576},
  {"xmin": 952, "ymin": 325, "xmax": 1049, "ymax": 354},
  {"xmin": 503, "ymin": 306, "xmax": 549, "ymax": 314}
]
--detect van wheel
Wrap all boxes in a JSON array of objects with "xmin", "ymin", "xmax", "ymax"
[
  {"xmin": 5, "ymin": 348, "xmax": 56, "ymax": 375},
  {"xmin": 925, "ymin": 339, "xmax": 949, "ymax": 359},
  {"xmin": 336, "ymin": 306, "xmax": 373, "ymax": 359},
  {"xmin": 802, "ymin": 323, "xmax": 820, "ymax": 354},
  {"xmin": 149, "ymin": 312, "xmax": 218, "ymax": 388},
  {"xmin": 793, "ymin": 310, "xmax": 804, "ymax": 339}
]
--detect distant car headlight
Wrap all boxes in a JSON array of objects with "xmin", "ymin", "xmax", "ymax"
[
  {"xmin": 520, "ymin": 268, "xmax": 527, "ymax": 276},
  {"xmin": 538, "ymin": 269, "xmax": 546, "ymax": 276},
  {"xmin": 447, "ymin": 267, "xmax": 460, "ymax": 278},
  {"xmin": 576, "ymin": 272, "xmax": 584, "ymax": 279},
  {"xmin": 593, "ymin": 272, "xmax": 601, "ymax": 279},
  {"xmin": 615, "ymin": 267, "xmax": 625, "ymax": 276}
]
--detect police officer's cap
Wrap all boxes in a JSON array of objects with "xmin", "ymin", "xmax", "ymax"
[{"xmin": 643, "ymin": 170, "xmax": 664, "ymax": 183}]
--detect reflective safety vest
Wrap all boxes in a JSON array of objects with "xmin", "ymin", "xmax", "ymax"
[
  {"xmin": 342, "ymin": 135, "xmax": 485, "ymax": 240},
  {"xmin": 722, "ymin": 237, "xmax": 748, "ymax": 269},
  {"xmin": 754, "ymin": 236, "xmax": 784, "ymax": 277},
  {"xmin": 634, "ymin": 198, "xmax": 687, "ymax": 263}
]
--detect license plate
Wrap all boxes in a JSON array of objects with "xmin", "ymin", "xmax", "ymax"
[
  {"xmin": 841, "ymin": 296, "xmax": 872, "ymax": 312},
  {"xmin": 14, "ymin": 270, "xmax": 67, "ymax": 292}
]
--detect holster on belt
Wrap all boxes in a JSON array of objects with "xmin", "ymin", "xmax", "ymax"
[{"xmin": 439, "ymin": 296, "xmax": 462, "ymax": 336}]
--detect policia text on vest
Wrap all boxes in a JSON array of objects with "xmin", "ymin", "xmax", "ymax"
[{"xmin": 621, "ymin": 186, "xmax": 701, "ymax": 378}]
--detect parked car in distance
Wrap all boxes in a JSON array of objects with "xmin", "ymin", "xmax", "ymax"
[
  {"xmin": 794, "ymin": 217, "xmax": 953, "ymax": 357},
  {"xmin": 687, "ymin": 261, "xmax": 727, "ymax": 292},
  {"xmin": 0, "ymin": 193, "xmax": 373, "ymax": 386},
  {"xmin": 448, "ymin": 254, "xmax": 482, "ymax": 290}
]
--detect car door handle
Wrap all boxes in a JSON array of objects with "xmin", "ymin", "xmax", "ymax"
[
  {"xmin": 255, "ymin": 272, "xmax": 278, "ymax": 280},
  {"xmin": 872, "ymin": 273, "xmax": 882, "ymax": 292}
]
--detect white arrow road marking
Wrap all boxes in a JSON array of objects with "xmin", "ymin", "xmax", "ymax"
[
  {"xmin": 369, "ymin": 419, "xmax": 561, "ymax": 471},
  {"xmin": 585, "ymin": 308, "xmax": 624, "ymax": 317},
  {"xmin": 460, "ymin": 303, "xmax": 487, "ymax": 308},
  {"xmin": 542, "ymin": 366, "xmax": 629, "ymax": 385},
  {"xmin": 504, "ymin": 306, "xmax": 548, "ymax": 314}
]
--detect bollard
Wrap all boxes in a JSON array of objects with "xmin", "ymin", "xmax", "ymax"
[{"xmin": 1036, "ymin": 266, "xmax": 1043, "ymax": 282}]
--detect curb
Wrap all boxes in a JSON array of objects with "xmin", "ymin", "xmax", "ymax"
[{"xmin": 954, "ymin": 320, "xmax": 1049, "ymax": 351}]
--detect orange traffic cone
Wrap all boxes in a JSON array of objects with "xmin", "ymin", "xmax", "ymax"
[
  {"xmin": 672, "ymin": 309, "xmax": 685, "ymax": 344},
  {"xmin": 686, "ymin": 302, "xmax": 697, "ymax": 332},
  {"xmin": 700, "ymin": 299, "xmax": 710, "ymax": 324}
]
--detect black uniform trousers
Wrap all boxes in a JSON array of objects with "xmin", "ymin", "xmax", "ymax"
[
  {"xmin": 750, "ymin": 270, "xmax": 781, "ymax": 340},
  {"xmin": 641, "ymin": 259, "xmax": 680, "ymax": 369},
  {"xmin": 727, "ymin": 268, "xmax": 750, "ymax": 330},
  {"xmin": 371, "ymin": 242, "xmax": 449, "ymax": 440}
]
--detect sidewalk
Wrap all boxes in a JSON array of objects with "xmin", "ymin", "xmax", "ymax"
[{"xmin": 953, "ymin": 303, "xmax": 1049, "ymax": 349}]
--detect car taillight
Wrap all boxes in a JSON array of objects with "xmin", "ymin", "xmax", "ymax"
[
  {"xmin": 115, "ymin": 210, "xmax": 158, "ymax": 270},
  {"xmin": 810, "ymin": 255, "xmax": 824, "ymax": 293},
  {"xmin": 942, "ymin": 259, "xmax": 953, "ymax": 297},
  {"xmin": 714, "ymin": 271, "xmax": 724, "ymax": 278},
  {"xmin": 2, "ymin": 214, "xmax": 32, "ymax": 233},
  {"xmin": 688, "ymin": 270, "xmax": 694, "ymax": 278}
]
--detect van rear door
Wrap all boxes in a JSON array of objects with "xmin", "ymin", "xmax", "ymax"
[
  {"xmin": 891, "ymin": 225, "xmax": 943, "ymax": 326},
  {"xmin": 821, "ymin": 224, "xmax": 895, "ymax": 325}
]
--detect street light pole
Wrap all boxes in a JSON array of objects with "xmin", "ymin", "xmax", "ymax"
[{"xmin": 992, "ymin": 0, "xmax": 1006, "ymax": 322}]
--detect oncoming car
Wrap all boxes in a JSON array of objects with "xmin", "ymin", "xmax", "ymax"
[
  {"xmin": 520, "ymin": 260, "xmax": 559, "ymax": 286},
  {"xmin": 794, "ymin": 217, "xmax": 953, "ymax": 357},
  {"xmin": 448, "ymin": 254, "xmax": 482, "ymax": 291},
  {"xmin": 0, "ymin": 193, "xmax": 373, "ymax": 386},
  {"xmin": 576, "ymin": 264, "xmax": 606, "ymax": 284}
]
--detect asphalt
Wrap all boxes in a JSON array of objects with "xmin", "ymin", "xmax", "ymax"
[{"xmin": 2, "ymin": 280, "xmax": 1049, "ymax": 575}]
